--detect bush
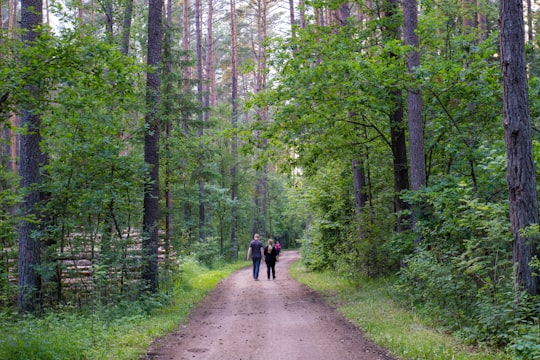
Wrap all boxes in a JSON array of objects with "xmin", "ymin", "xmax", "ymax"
[{"xmin": 509, "ymin": 326, "xmax": 540, "ymax": 360}]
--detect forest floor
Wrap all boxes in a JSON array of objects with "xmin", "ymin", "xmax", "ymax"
[{"xmin": 141, "ymin": 250, "xmax": 398, "ymax": 360}]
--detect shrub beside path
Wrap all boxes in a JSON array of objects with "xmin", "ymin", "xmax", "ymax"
[{"xmin": 141, "ymin": 250, "xmax": 398, "ymax": 360}]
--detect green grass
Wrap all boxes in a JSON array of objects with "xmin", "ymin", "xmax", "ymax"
[
  {"xmin": 289, "ymin": 261, "xmax": 510, "ymax": 360},
  {"xmin": 0, "ymin": 259, "xmax": 249, "ymax": 360}
]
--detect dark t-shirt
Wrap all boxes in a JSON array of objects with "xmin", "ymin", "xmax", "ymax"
[{"xmin": 250, "ymin": 239, "xmax": 264, "ymax": 259}]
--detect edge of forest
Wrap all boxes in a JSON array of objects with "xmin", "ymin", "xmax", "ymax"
[{"xmin": 289, "ymin": 260, "xmax": 511, "ymax": 360}]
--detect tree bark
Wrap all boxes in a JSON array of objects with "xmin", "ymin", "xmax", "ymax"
[
  {"xmin": 142, "ymin": 0, "xmax": 163, "ymax": 293},
  {"xmin": 384, "ymin": 0, "xmax": 410, "ymax": 232},
  {"xmin": 182, "ymin": 0, "xmax": 193, "ymax": 241},
  {"xmin": 390, "ymin": 90, "xmax": 410, "ymax": 232},
  {"xmin": 121, "ymin": 0, "xmax": 134, "ymax": 55},
  {"xmin": 206, "ymin": 0, "xmax": 216, "ymax": 107},
  {"xmin": 500, "ymin": 0, "xmax": 539, "ymax": 296},
  {"xmin": 195, "ymin": 0, "xmax": 206, "ymax": 241},
  {"xmin": 403, "ymin": 0, "xmax": 425, "ymax": 243},
  {"xmin": 230, "ymin": 0, "xmax": 239, "ymax": 258},
  {"xmin": 163, "ymin": 0, "xmax": 173, "ymax": 265},
  {"xmin": 18, "ymin": 0, "xmax": 43, "ymax": 314},
  {"xmin": 403, "ymin": 0, "xmax": 425, "ymax": 192}
]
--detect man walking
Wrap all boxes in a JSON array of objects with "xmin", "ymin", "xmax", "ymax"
[{"xmin": 247, "ymin": 233, "xmax": 264, "ymax": 280}]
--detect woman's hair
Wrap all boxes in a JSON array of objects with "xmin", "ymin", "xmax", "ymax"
[{"xmin": 267, "ymin": 239, "xmax": 274, "ymax": 253}]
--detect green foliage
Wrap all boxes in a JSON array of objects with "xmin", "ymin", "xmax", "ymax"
[
  {"xmin": 191, "ymin": 237, "xmax": 223, "ymax": 268},
  {"xmin": 393, "ymin": 177, "xmax": 540, "ymax": 351},
  {"xmin": 290, "ymin": 262, "xmax": 509, "ymax": 360},
  {"xmin": 0, "ymin": 260, "xmax": 246, "ymax": 360},
  {"xmin": 0, "ymin": 313, "xmax": 91, "ymax": 360},
  {"xmin": 509, "ymin": 324, "xmax": 540, "ymax": 360}
]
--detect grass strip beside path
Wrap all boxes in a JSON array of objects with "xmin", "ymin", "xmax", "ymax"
[{"xmin": 289, "ymin": 261, "xmax": 510, "ymax": 360}]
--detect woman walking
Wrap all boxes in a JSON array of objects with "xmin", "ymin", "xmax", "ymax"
[{"xmin": 264, "ymin": 239, "xmax": 278, "ymax": 280}]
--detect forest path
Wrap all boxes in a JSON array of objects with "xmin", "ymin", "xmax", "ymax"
[{"xmin": 142, "ymin": 250, "xmax": 397, "ymax": 360}]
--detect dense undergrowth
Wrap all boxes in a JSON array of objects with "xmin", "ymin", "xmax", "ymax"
[
  {"xmin": 298, "ymin": 170, "xmax": 540, "ymax": 360},
  {"xmin": 0, "ymin": 258, "xmax": 247, "ymax": 360}
]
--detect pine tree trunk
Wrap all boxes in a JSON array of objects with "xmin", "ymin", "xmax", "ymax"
[
  {"xmin": 142, "ymin": 0, "xmax": 163, "ymax": 293},
  {"xmin": 500, "ymin": 0, "xmax": 539, "ymax": 296},
  {"xmin": 195, "ymin": 0, "xmax": 206, "ymax": 241},
  {"xmin": 384, "ymin": 0, "xmax": 410, "ymax": 232},
  {"xmin": 163, "ymin": 0, "xmax": 173, "ymax": 265},
  {"xmin": 121, "ymin": 0, "xmax": 134, "ymax": 55},
  {"xmin": 182, "ymin": 0, "xmax": 192, "ymax": 241},
  {"xmin": 230, "ymin": 0, "xmax": 239, "ymax": 259},
  {"xmin": 390, "ymin": 89, "xmax": 410, "ymax": 232},
  {"xmin": 18, "ymin": 0, "xmax": 43, "ymax": 314},
  {"xmin": 403, "ymin": 0, "xmax": 425, "ymax": 192}
]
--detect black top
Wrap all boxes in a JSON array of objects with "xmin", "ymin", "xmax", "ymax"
[{"xmin": 264, "ymin": 246, "xmax": 278, "ymax": 262}]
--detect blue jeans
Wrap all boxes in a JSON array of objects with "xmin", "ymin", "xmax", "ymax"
[{"xmin": 252, "ymin": 257, "xmax": 262, "ymax": 280}]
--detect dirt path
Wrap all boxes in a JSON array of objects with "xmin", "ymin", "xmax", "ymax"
[{"xmin": 142, "ymin": 250, "xmax": 397, "ymax": 360}]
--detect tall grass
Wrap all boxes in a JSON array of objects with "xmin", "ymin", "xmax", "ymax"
[
  {"xmin": 0, "ymin": 258, "xmax": 248, "ymax": 360},
  {"xmin": 289, "ymin": 261, "xmax": 510, "ymax": 360}
]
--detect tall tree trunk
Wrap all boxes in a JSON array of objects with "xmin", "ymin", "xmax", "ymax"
[
  {"xmin": 251, "ymin": 0, "xmax": 269, "ymax": 238},
  {"xmin": 182, "ymin": 0, "xmax": 193, "ymax": 241},
  {"xmin": 230, "ymin": 0, "xmax": 239, "ymax": 258},
  {"xmin": 121, "ymin": 0, "xmax": 134, "ymax": 55},
  {"xmin": 403, "ymin": 0, "xmax": 425, "ymax": 242},
  {"xmin": 384, "ymin": 0, "xmax": 410, "ymax": 232},
  {"xmin": 8, "ymin": 0, "xmax": 17, "ymax": 39},
  {"xmin": 104, "ymin": 0, "xmax": 114, "ymax": 38},
  {"xmin": 252, "ymin": 168, "xmax": 261, "ymax": 235},
  {"xmin": 299, "ymin": 0, "xmax": 306, "ymax": 28},
  {"xmin": 142, "ymin": 0, "xmax": 163, "ymax": 293},
  {"xmin": 289, "ymin": 0, "xmax": 296, "ymax": 36},
  {"xmin": 403, "ymin": 0, "xmax": 425, "ymax": 191},
  {"xmin": 163, "ymin": 0, "xmax": 173, "ymax": 265},
  {"xmin": 525, "ymin": 0, "xmax": 537, "ymax": 76},
  {"xmin": 206, "ymin": 0, "xmax": 216, "ymax": 107},
  {"xmin": 260, "ymin": 163, "xmax": 267, "ymax": 237},
  {"xmin": 195, "ymin": 0, "xmax": 206, "ymax": 241},
  {"xmin": 477, "ymin": 0, "xmax": 487, "ymax": 41},
  {"xmin": 7, "ymin": 0, "xmax": 19, "ymax": 174},
  {"xmin": 18, "ymin": 0, "xmax": 43, "ymax": 314},
  {"xmin": 390, "ymin": 90, "xmax": 410, "ymax": 232},
  {"xmin": 352, "ymin": 149, "xmax": 368, "ymax": 239},
  {"xmin": 500, "ymin": 0, "xmax": 539, "ymax": 296}
]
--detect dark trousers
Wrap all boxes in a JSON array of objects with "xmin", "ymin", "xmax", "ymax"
[
  {"xmin": 252, "ymin": 257, "xmax": 261, "ymax": 279},
  {"xmin": 266, "ymin": 260, "xmax": 276, "ymax": 279}
]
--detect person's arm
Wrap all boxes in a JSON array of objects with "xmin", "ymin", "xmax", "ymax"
[
  {"xmin": 260, "ymin": 246, "xmax": 264, "ymax": 258},
  {"xmin": 247, "ymin": 246, "xmax": 252, "ymax": 260}
]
